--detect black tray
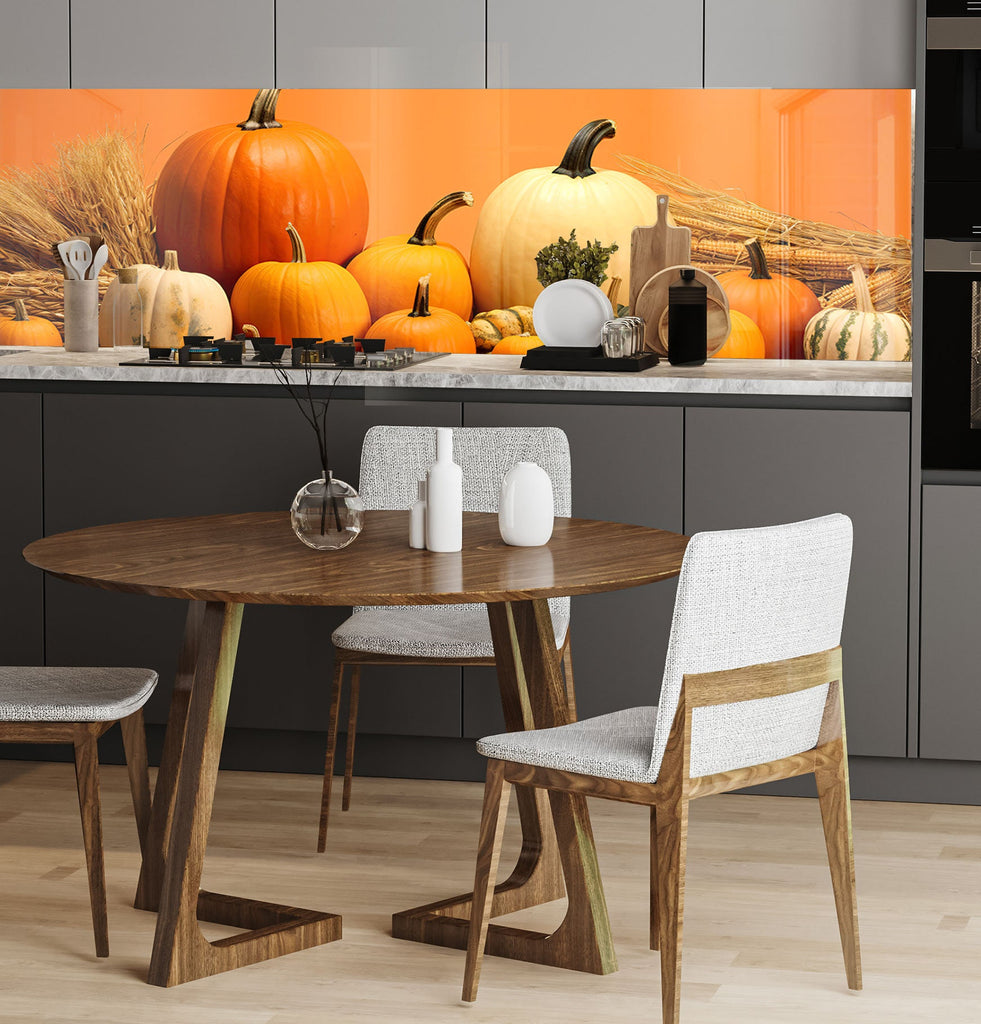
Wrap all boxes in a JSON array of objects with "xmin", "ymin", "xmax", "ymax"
[{"xmin": 520, "ymin": 345, "xmax": 658, "ymax": 372}]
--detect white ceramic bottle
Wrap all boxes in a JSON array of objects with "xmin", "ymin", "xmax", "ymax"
[
  {"xmin": 425, "ymin": 428, "xmax": 462, "ymax": 552},
  {"xmin": 409, "ymin": 478, "xmax": 427, "ymax": 549},
  {"xmin": 499, "ymin": 461, "xmax": 554, "ymax": 546}
]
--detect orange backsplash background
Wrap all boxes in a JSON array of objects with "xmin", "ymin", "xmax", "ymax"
[{"xmin": 0, "ymin": 88, "xmax": 911, "ymax": 259}]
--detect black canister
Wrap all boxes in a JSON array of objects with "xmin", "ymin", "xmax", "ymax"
[{"xmin": 667, "ymin": 268, "xmax": 707, "ymax": 366}]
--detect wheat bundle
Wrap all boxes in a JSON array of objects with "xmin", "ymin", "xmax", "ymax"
[
  {"xmin": 0, "ymin": 130, "xmax": 156, "ymax": 322},
  {"xmin": 619, "ymin": 156, "xmax": 911, "ymax": 320}
]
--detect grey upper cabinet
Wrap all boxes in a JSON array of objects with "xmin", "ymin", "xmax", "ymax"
[
  {"xmin": 0, "ymin": 1, "xmax": 69, "ymax": 87},
  {"xmin": 487, "ymin": 0, "xmax": 703, "ymax": 88},
  {"xmin": 684, "ymin": 407, "xmax": 911, "ymax": 759},
  {"xmin": 277, "ymin": 0, "xmax": 485, "ymax": 88},
  {"xmin": 70, "ymin": 0, "xmax": 275, "ymax": 88},
  {"xmin": 704, "ymin": 0, "xmax": 916, "ymax": 88},
  {"xmin": 919, "ymin": 486, "xmax": 981, "ymax": 761}
]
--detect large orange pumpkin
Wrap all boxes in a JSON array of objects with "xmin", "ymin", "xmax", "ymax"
[
  {"xmin": 370, "ymin": 275, "xmax": 476, "ymax": 354},
  {"xmin": 711, "ymin": 310, "xmax": 766, "ymax": 359},
  {"xmin": 230, "ymin": 223, "xmax": 371, "ymax": 343},
  {"xmin": 716, "ymin": 239, "xmax": 821, "ymax": 360},
  {"xmin": 0, "ymin": 299, "xmax": 62, "ymax": 346},
  {"xmin": 153, "ymin": 89, "xmax": 369, "ymax": 294},
  {"xmin": 347, "ymin": 191, "xmax": 474, "ymax": 322}
]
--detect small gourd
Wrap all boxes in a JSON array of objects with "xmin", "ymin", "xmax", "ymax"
[
  {"xmin": 491, "ymin": 333, "xmax": 544, "ymax": 356},
  {"xmin": 470, "ymin": 306, "xmax": 535, "ymax": 352},
  {"xmin": 0, "ymin": 299, "xmax": 62, "ymax": 347},
  {"xmin": 369, "ymin": 275, "xmax": 476, "ymax": 354},
  {"xmin": 712, "ymin": 310, "xmax": 765, "ymax": 359},
  {"xmin": 803, "ymin": 264, "xmax": 912, "ymax": 361}
]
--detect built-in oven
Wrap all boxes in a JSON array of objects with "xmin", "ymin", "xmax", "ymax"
[{"xmin": 921, "ymin": 5, "xmax": 981, "ymax": 468}]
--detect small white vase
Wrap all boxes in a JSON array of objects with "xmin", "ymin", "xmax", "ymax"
[
  {"xmin": 499, "ymin": 462, "xmax": 554, "ymax": 547},
  {"xmin": 426, "ymin": 427, "xmax": 463, "ymax": 552}
]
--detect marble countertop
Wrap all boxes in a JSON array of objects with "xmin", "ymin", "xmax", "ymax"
[{"xmin": 0, "ymin": 348, "xmax": 912, "ymax": 398}]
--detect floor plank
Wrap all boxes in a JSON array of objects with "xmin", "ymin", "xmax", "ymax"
[{"xmin": 0, "ymin": 760, "xmax": 979, "ymax": 1023}]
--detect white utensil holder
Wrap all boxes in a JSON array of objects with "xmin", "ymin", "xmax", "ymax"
[{"xmin": 64, "ymin": 279, "xmax": 99, "ymax": 352}]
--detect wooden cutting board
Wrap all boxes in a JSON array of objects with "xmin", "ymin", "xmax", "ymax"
[
  {"xmin": 629, "ymin": 194, "xmax": 692, "ymax": 315},
  {"xmin": 634, "ymin": 265, "xmax": 731, "ymax": 357}
]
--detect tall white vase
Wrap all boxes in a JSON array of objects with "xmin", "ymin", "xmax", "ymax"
[
  {"xmin": 426, "ymin": 428, "xmax": 462, "ymax": 552},
  {"xmin": 499, "ymin": 461, "xmax": 554, "ymax": 546}
]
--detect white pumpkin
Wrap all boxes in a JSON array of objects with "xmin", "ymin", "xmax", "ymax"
[{"xmin": 98, "ymin": 250, "xmax": 232, "ymax": 348}]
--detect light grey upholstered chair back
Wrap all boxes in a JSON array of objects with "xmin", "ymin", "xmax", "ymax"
[
  {"xmin": 359, "ymin": 426, "xmax": 572, "ymax": 516},
  {"xmin": 650, "ymin": 513, "xmax": 853, "ymax": 781}
]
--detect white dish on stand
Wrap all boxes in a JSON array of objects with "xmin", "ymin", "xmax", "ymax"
[{"xmin": 532, "ymin": 279, "xmax": 614, "ymax": 348}]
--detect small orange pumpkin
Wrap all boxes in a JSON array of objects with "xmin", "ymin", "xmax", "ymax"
[
  {"xmin": 716, "ymin": 238, "xmax": 821, "ymax": 359},
  {"xmin": 712, "ymin": 310, "xmax": 765, "ymax": 359},
  {"xmin": 230, "ymin": 223, "xmax": 371, "ymax": 343},
  {"xmin": 347, "ymin": 191, "xmax": 474, "ymax": 322},
  {"xmin": 491, "ymin": 333, "xmax": 544, "ymax": 355},
  {"xmin": 0, "ymin": 299, "xmax": 62, "ymax": 347},
  {"xmin": 370, "ymin": 275, "xmax": 476, "ymax": 354}
]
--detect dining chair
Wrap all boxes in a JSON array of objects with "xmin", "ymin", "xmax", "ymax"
[
  {"xmin": 318, "ymin": 424, "xmax": 574, "ymax": 852},
  {"xmin": 0, "ymin": 665, "xmax": 158, "ymax": 957},
  {"xmin": 462, "ymin": 514, "xmax": 860, "ymax": 1024}
]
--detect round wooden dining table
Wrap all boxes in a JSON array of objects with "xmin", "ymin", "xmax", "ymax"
[{"xmin": 24, "ymin": 510, "xmax": 688, "ymax": 987}]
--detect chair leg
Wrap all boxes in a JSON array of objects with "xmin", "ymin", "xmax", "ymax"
[
  {"xmin": 119, "ymin": 708, "xmax": 152, "ymax": 857},
  {"xmin": 561, "ymin": 638, "xmax": 577, "ymax": 721},
  {"xmin": 650, "ymin": 805, "xmax": 660, "ymax": 951},
  {"xmin": 342, "ymin": 666, "xmax": 361, "ymax": 812},
  {"xmin": 653, "ymin": 796, "xmax": 689, "ymax": 1024},
  {"xmin": 73, "ymin": 723, "xmax": 109, "ymax": 958},
  {"xmin": 815, "ymin": 745, "xmax": 862, "ymax": 991},
  {"xmin": 317, "ymin": 660, "xmax": 346, "ymax": 853},
  {"xmin": 462, "ymin": 759, "xmax": 512, "ymax": 1002}
]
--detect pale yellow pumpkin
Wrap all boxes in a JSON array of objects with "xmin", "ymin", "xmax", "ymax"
[
  {"xmin": 469, "ymin": 119, "xmax": 659, "ymax": 310},
  {"xmin": 98, "ymin": 251, "xmax": 232, "ymax": 348},
  {"xmin": 803, "ymin": 263, "xmax": 911, "ymax": 361}
]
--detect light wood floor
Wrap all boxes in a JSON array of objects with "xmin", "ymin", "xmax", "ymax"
[{"xmin": 0, "ymin": 760, "xmax": 979, "ymax": 1024}]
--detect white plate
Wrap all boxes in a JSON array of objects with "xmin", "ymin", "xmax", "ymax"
[{"xmin": 532, "ymin": 280, "xmax": 614, "ymax": 348}]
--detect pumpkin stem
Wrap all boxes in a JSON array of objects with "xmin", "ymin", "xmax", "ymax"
[
  {"xmin": 605, "ymin": 276, "xmax": 622, "ymax": 308},
  {"xmin": 237, "ymin": 89, "xmax": 283, "ymax": 131},
  {"xmin": 286, "ymin": 222, "xmax": 307, "ymax": 263},
  {"xmin": 242, "ymin": 324, "xmax": 260, "ymax": 338},
  {"xmin": 12, "ymin": 299, "xmax": 29, "ymax": 322},
  {"xmin": 848, "ymin": 263, "xmax": 876, "ymax": 314},
  {"xmin": 408, "ymin": 191, "xmax": 474, "ymax": 246},
  {"xmin": 409, "ymin": 275, "xmax": 432, "ymax": 318},
  {"xmin": 553, "ymin": 120, "xmax": 616, "ymax": 179},
  {"xmin": 744, "ymin": 238, "xmax": 772, "ymax": 280},
  {"xmin": 162, "ymin": 250, "xmax": 181, "ymax": 271}
]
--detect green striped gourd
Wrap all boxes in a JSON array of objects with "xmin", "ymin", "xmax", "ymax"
[{"xmin": 803, "ymin": 263, "xmax": 911, "ymax": 361}]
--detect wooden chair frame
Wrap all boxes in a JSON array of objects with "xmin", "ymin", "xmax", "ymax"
[
  {"xmin": 462, "ymin": 646, "xmax": 861, "ymax": 1024},
  {"xmin": 317, "ymin": 632, "xmax": 576, "ymax": 853},
  {"xmin": 0, "ymin": 709, "xmax": 151, "ymax": 957}
]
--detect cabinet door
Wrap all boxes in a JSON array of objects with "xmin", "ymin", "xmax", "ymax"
[
  {"xmin": 0, "ymin": 394, "xmax": 43, "ymax": 664},
  {"xmin": 0, "ymin": 1, "xmax": 69, "ymax": 87},
  {"xmin": 487, "ymin": 0, "xmax": 703, "ymax": 88},
  {"xmin": 276, "ymin": 0, "xmax": 485, "ymax": 88},
  {"xmin": 461, "ymin": 402, "xmax": 683, "ymax": 738},
  {"xmin": 704, "ymin": 0, "xmax": 915, "ymax": 88},
  {"xmin": 70, "ymin": 0, "xmax": 274, "ymax": 87},
  {"xmin": 43, "ymin": 393, "xmax": 461, "ymax": 742},
  {"xmin": 684, "ymin": 407, "xmax": 910, "ymax": 757},
  {"xmin": 920, "ymin": 486, "xmax": 981, "ymax": 760}
]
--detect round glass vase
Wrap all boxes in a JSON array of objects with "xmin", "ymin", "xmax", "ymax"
[{"xmin": 290, "ymin": 471, "xmax": 365, "ymax": 551}]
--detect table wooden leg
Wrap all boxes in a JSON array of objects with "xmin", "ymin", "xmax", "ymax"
[
  {"xmin": 391, "ymin": 599, "xmax": 617, "ymax": 976},
  {"xmin": 145, "ymin": 600, "xmax": 340, "ymax": 987}
]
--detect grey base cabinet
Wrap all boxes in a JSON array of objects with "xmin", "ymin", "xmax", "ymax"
[
  {"xmin": 461, "ymin": 402, "xmax": 683, "ymax": 738},
  {"xmin": 919, "ymin": 485, "xmax": 981, "ymax": 761},
  {"xmin": 684, "ymin": 407, "xmax": 910, "ymax": 758}
]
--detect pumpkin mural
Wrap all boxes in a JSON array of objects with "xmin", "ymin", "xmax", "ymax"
[
  {"xmin": 347, "ymin": 191, "xmax": 474, "ymax": 322},
  {"xmin": 468, "ymin": 119, "xmax": 659, "ymax": 310},
  {"xmin": 0, "ymin": 299, "xmax": 61, "ymax": 346},
  {"xmin": 803, "ymin": 263, "xmax": 911, "ymax": 361},
  {"xmin": 97, "ymin": 251, "xmax": 231, "ymax": 349},
  {"xmin": 712, "ymin": 310, "xmax": 766, "ymax": 359},
  {"xmin": 369, "ymin": 275, "xmax": 476, "ymax": 354},
  {"xmin": 716, "ymin": 238, "xmax": 822, "ymax": 359},
  {"xmin": 153, "ymin": 89, "xmax": 369, "ymax": 294},
  {"xmin": 230, "ymin": 223, "xmax": 371, "ymax": 343}
]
